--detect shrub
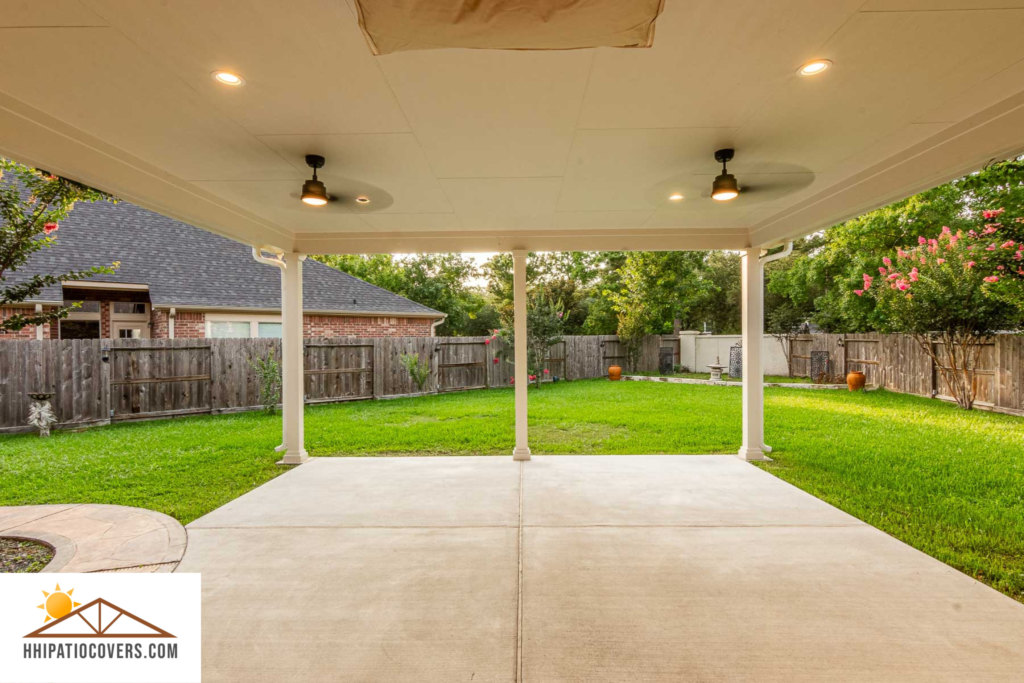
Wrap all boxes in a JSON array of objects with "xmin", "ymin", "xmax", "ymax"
[
  {"xmin": 399, "ymin": 352, "xmax": 432, "ymax": 392},
  {"xmin": 249, "ymin": 355, "xmax": 281, "ymax": 414},
  {"xmin": 856, "ymin": 209, "xmax": 1024, "ymax": 409}
]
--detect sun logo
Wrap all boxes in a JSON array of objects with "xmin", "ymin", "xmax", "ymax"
[{"xmin": 37, "ymin": 584, "xmax": 81, "ymax": 623}]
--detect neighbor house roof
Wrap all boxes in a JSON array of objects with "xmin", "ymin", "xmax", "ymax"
[{"xmin": 9, "ymin": 199, "xmax": 443, "ymax": 318}]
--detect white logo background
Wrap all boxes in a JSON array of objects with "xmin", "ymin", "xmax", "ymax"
[{"xmin": 0, "ymin": 573, "xmax": 201, "ymax": 683}]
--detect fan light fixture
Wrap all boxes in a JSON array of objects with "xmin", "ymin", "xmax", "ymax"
[
  {"xmin": 711, "ymin": 149, "xmax": 739, "ymax": 202},
  {"xmin": 212, "ymin": 71, "xmax": 245, "ymax": 86},
  {"xmin": 668, "ymin": 193, "xmax": 683, "ymax": 201},
  {"xmin": 301, "ymin": 155, "xmax": 328, "ymax": 206},
  {"xmin": 798, "ymin": 59, "xmax": 832, "ymax": 77}
]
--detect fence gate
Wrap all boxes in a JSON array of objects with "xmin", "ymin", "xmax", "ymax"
[
  {"xmin": 109, "ymin": 339, "xmax": 212, "ymax": 420},
  {"xmin": 437, "ymin": 340, "xmax": 488, "ymax": 392}
]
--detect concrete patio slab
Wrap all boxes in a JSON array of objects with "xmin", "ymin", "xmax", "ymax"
[
  {"xmin": 177, "ymin": 527, "xmax": 518, "ymax": 683},
  {"xmin": 0, "ymin": 504, "xmax": 187, "ymax": 573},
  {"xmin": 522, "ymin": 525, "xmax": 1024, "ymax": 682},
  {"xmin": 522, "ymin": 455, "xmax": 862, "ymax": 527},
  {"xmin": 188, "ymin": 456, "xmax": 521, "ymax": 529},
  {"xmin": 177, "ymin": 456, "xmax": 1024, "ymax": 682}
]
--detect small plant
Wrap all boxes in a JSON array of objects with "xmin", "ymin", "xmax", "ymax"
[
  {"xmin": 400, "ymin": 352, "xmax": 432, "ymax": 392},
  {"xmin": 249, "ymin": 356, "xmax": 281, "ymax": 414}
]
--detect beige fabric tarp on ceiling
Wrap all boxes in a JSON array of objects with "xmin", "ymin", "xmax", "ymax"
[{"xmin": 353, "ymin": 0, "xmax": 665, "ymax": 55}]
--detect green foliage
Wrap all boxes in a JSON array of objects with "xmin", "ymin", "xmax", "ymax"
[
  {"xmin": 766, "ymin": 157, "xmax": 1024, "ymax": 332},
  {"xmin": 248, "ymin": 355, "xmax": 281, "ymax": 414},
  {"xmin": 399, "ymin": 352, "xmax": 432, "ymax": 392},
  {"xmin": 493, "ymin": 287, "xmax": 565, "ymax": 386},
  {"xmin": 1, "ymin": 159, "xmax": 119, "ymax": 331},
  {"xmin": 313, "ymin": 253, "xmax": 486, "ymax": 336},
  {"xmin": 857, "ymin": 210, "xmax": 1023, "ymax": 408}
]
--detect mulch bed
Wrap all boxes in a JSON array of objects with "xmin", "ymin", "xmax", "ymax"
[{"xmin": 0, "ymin": 537, "xmax": 54, "ymax": 573}]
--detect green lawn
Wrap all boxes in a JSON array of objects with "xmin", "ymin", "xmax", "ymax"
[
  {"xmin": 641, "ymin": 372, "xmax": 811, "ymax": 383},
  {"xmin": 1, "ymin": 380, "xmax": 1022, "ymax": 601}
]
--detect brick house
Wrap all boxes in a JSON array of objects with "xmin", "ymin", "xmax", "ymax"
[{"xmin": 1, "ymin": 200, "xmax": 444, "ymax": 341}]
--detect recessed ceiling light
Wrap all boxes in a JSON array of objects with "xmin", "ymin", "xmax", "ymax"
[
  {"xmin": 797, "ymin": 60, "xmax": 832, "ymax": 77},
  {"xmin": 668, "ymin": 193, "xmax": 683, "ymax": 201},
  {"xmin": 301, "ymin": 154, "xmax": 329, "ymax": 206},
  {"xmin": 711, "ymin": 149, "xmax": 740, "ymax": 202},
  {"xmin": 212, "ymin": 71, "xmax": 245, "ymax": 86},
  {"xmin": 355, "ymin": 196, "xmax": 371, "ymax": 204}
]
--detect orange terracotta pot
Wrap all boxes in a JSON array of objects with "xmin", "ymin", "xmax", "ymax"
[
  {"xmin": 608, "ymin": 365, "xmax": 622, "ymax": 381},
  {"xmin": 846, "ymin": 370, "xmax": 866, "ymax": 392}
]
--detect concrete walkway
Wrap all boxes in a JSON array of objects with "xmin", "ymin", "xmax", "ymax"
[
  {"xmin": 0, "ymin": 504, "xmax": 186, "ymax": 573},
  {"xmin": 180, "ymin": 456, "xmax": 1024, "ymax": 682}
]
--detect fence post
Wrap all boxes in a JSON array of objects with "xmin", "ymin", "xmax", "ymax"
[{"xmin": 372, "ymin": 339, "xmax": 384, "ymax": 398}]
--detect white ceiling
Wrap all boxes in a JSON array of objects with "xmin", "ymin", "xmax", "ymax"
[{"xmin": 1, "ymin": 0, "xmax": 1023, "ymax": 253}]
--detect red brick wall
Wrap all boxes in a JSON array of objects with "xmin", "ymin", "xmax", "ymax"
[
  {"xmin": 151, "ymin": 309, "xmax": 169, "ymax": 338},
  {"xmin": 0, "ymin": 306, "xmax": 57, "ymax": 340},
  {"xmin": 303, "ymin": 315, "xmax": 434, "ymax": 338},
  {"xmin": 172, "ymin": 312, "xmax": 206, "ymax": 339}
]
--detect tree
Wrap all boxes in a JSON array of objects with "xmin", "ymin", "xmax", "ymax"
[
  {"xmin": 313, "ymin": 253, "xmax": 487, "ymax": 336},
  {"xmin": 766, "ymin": 157, "xmax": 1024, "ymax": 332},
  {"xmin": 607, "ymin": 251, "xmax": 710, "ymax": 336},
  {"xmin": 766, "ymin": 301, "xmax": 806, "ymax": 377},
  {"xmin": 493, "ymin": 287, "xmax": 565, "ymax": 387},
  {"xmin": 1, "ymin": 159, "xmax": 118, "ymax": 332},
  {"xmin": 858, "ymin": 211, "xmax": 1024, "ymax": 409}
]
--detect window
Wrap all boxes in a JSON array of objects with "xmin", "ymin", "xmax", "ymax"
[
  {"xmin": 117, "ymin": 328, "xmax": 144, "ymax": 339},
  {"xmin": 113, "ymin": 302, "xmax": 147, "ymax": 315},
  {"xmin": 63, "ymin": 300, "xmax": 100, "ymax": 317},
  {"xmin": 257, "ymin": 322, "xmax": 283, "ymax": 338},
  {"xmin": 60, "ymin": 320, "xmax": 100, "ymax": 339},
  {"xmin": 210, "ymin": 321, "xmax": 252, "ymax": 338}
]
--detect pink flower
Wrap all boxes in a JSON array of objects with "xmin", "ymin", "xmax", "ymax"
[
  {"xmin": 986, "ymin": 244, "xmax": 996, "ymax": 251},
  {"xmin": 918, "ymin": 236, "xmax": 927, "ymax": 245},
  {"xmin": 941, "ymin": 226, "xmax": 951, "ymax": 235},
  {"xmin": 529, "ymin": 375, "xmax": 536, "ymax": 381},
  {"xmin": 556, "ymin": 312, "xmax": 563, "ymax": 319},
  {"xmin": 984, "ymin": 276, "xmax": 999, "ymax": 283},
  {"xmin": 909, "ymin": 268, "xmax": 919, "ymax": 282},
  {"xmin": 997, "ymin": 265, "xmax": 1005, "ymax": 270},
  {"xmin": 896, "ymin": 281, "xmax": 909, "ymax": 291},
  {"xmin": 862, "ymin": 274, "xmax": 873, "ymax": 290},
  {"xmin": 853, "ymin": 289, "xmax": 864, "ymax": 297},
  {"xmin": 484, "ymin": 338, "xmax": 491, "ymax": 345},
  {"xmin": 897, "ymin": 248, "xmax": 907, "ymax": 259},
  {"xmin": 937, "ymin": 258, "xmax": 946, "ymax": 264},
  {"xmin": 879, "ymin": 266, "xmax": 887, "ymax": 275},
  {"xmin": 493, "ymin": 358, "xmax": 499, "ymax": 364},
  {"xmin": 966, "ymin": 261, "xmax": 976, "ymax": 269},
  {"xmin": 510, "ymin": 378, "xmax": 514, "ymax": 385},
  {"xmin": 983, "ymin": 225, "xmax": 999, "ymax": 235},
  {"xmin": 1002, "ymin": 241, "xmax": 1015, "ymax": 249},
  {"xmin": 887, "ymin": 272, "xmax": 901, "ymax": 281},
  {"xmin": 920, "ymin": 257, "xmax": 926, "ymax": 264},
  {"xmin": 982, "ymin": 208, "xmax": 1005, "ymax": 219},
  {"xmin": 882, "ymin": 257, "xmax": 892, "ymax": 267},
  {"xmin": 543, "ymin": 369, "xmax": 550, "ymax": 374},
  {"xmin": 1015, "ymin": 250, "xmax": 1023, "ymax": 260},
  {"xmin": 43, "ymin": 222, "xmax": 58, "ymax": 234}
]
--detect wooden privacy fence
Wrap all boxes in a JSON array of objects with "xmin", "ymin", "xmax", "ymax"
[
  {"xmin": 0, "ymin": 334, "xmax": 659, "ymax": 433},
  {"xmin": 789, "ymin": 333, "xmax": 1024, "ymax": 414}
]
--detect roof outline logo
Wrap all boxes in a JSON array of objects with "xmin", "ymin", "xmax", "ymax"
[{"xmin": 26, "ymin": 596, "xmax": 175, "ymax": 639}]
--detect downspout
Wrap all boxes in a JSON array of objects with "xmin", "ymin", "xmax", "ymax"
[
  {"xmin": 754, "ymin": 240, "xmax": 793, "ymax": 454},
  {"xmin": 168, "ymin": 307, "xmax": 176, "ymax": 339},
  {"xmin": 252, "ymin": 246, "xmax": 288, "ymax": 452},
  {"xmin": 35, "ymin": 304, "xmax": 43, "ymax": 340},
  {"xmin": 759, "ymin": 240, "xmax": 793, "ymax": 266},
  {"xmin": 430, "ymin": 315, "xmax": 447, "ymax": 337}
]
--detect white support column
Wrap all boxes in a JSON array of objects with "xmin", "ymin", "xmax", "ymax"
[
  {"xmin": 279, "ymin": 252, "xmax": 308, "ymax": 465},
  {"xmin": 738, "ymin": 248, "xmax": 769, "ymax": 461},
  {"xmin": 34, "ymin": 304, "xmax": 44, "ymax": 340},
  {"xmin": 512, "ymin": 250, "xmax": 531, "ymax": 461}
]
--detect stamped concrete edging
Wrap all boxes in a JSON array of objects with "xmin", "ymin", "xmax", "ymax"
[
  {"xmin": 0, "ymin": 504, "xmax": 187, "ymax": 574},
  {"xmin": 621, "ymin": 375, "xmax": 857, "ymax": 390}
]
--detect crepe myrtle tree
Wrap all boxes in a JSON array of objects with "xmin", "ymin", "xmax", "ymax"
[
  {"xmin": 1, "ymin": 159, "xmax": 118, "ymax": 332},
  {"xmin": 492, "ymin": 288, "xmax": 565, "ymax": 387},
  {"xmin": 855, "ymin": 209, "xmax": 1024, "ymax": 409}
]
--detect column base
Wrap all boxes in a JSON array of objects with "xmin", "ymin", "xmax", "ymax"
[
  {"xmin": 737, "ymin": 446, "xmax": 772, "ymax": 462},
  {"xmin": 277, "ymin": 449, "xmax": 309, "ymax": 466},
  {"xmin": 512, "ymin": 447, "xmax": 532, "ymax": 461}
]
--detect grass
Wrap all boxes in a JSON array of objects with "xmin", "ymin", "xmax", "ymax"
[
  {"xmin": 654, "ymin": 372, "xmax": 811, "ymax": 383},
  {"xmin": 1, "ymin": 380, "xmax": 1022, "ymax": 601}
]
